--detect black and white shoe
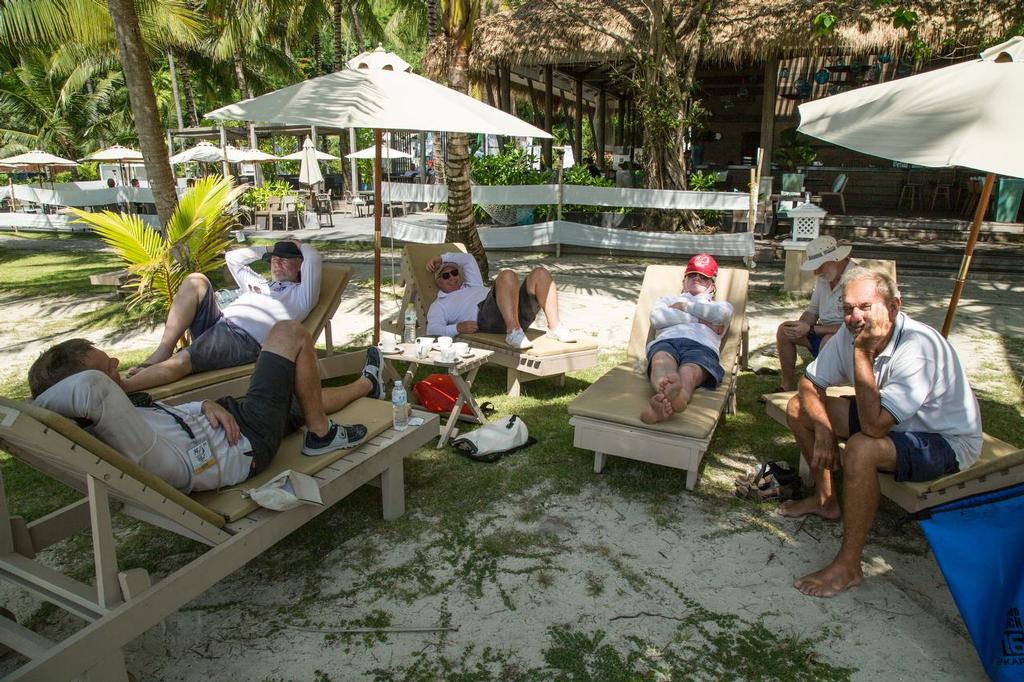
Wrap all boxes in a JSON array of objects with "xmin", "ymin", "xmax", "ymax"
[
  {"xmin": 302, "ymin": 420, "xmax": 368, "ymax": 456},
  {"xmin": 363, "ymin": 346, "xmax": 384, "ymax": 399}
]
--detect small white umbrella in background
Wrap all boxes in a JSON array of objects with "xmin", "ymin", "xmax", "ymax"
[
  {"xmin": 169, "ymin": 140, "xmax": 224, "ymax": 164},
  {"xmin": 345, "ymin": 145, "xmax": 413, "ymax": 160},
  {"xmin": 81, "ymin": 144, "xmax": 144, "ymax": 185},
  {"xmin": 0, "ymin": 150, "xmax": 78, "ymax": 192},
  {"xmin": 297, "ymin": 137, "xmax": 325, "ymax": 189},
  {"xmin": 279, "ymin": 147, "xmax": 340, "ymax": 162},
  {"xmin": 798, "ymin": 36, "xmax": 1024, "ymax": 335},
  {"xmin": 0, "ymin": 162, "xmax": 21, "ymax": 212}
]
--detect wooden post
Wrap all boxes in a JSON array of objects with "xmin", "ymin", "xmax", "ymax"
[
  {"xmin": 500, "ymin": 64, "xmax": 512, "ymax": 113},
  {"xmin": 597, "ymin": 88, "xmax": 607, "ymax": 168},
  {"xmin": 574, "ymin": 77, "xmax": 584, "ymax": 165},
  {"xmin": 373, "ymin": 129, "xmax": 383, "ymax": 344},
  {"xmin": 942, "ymin": 172, "xmax": 996, "ymax": 337},
  {"xmin": 758, "ymin": 57, "xmax": 780, "ymax": 186},
  {"xmin": 543, "ymin": 66, "xmax": 554, "ymax": 170},
  {"xmin": 617, "ymin": 95, "xmax": 626, "ymax": 146},
  {"xmin": 556, "ymin": 149, "xmax": 565, "ymax": 258},
  {"xmin": 219, "ymin": 125, "xmax": 229, "ymax": 178}
]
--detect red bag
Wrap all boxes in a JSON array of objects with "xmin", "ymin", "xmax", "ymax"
[{"xmin": 413, "ymin": 374, "xmax": 493, "ymax": 417}]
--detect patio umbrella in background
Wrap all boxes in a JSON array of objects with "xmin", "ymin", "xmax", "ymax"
[
  {"xmin": 81, "ymin": 144, "xmax": 144, "ymax": 185},
  {"xmin": 346, "ymin": 145, "xmax": 414, "ymax": 160},
  {"xmin": 207, "ymin": 45, "xmax": 551, "ymax": 341},
  {"xmin": 297, "ymin": 137, "xmax": 324, "ymax": 212},
  {"xmin": 0, "ymin": 163, "xmax": 20, "ymax": 212},
  {"xmin": 798, "ymin": 35, "xmax": 1024, "ymax": 336},
  {"xmin": 279, "ymin": 148, "xmax": 340, "ymax": 162},
  {"xmin": 168, "ymin": 140, "xmax": 225, "ymax": 164},
  {"xmin": 0, "ymin": 150, "xmax": 78, "ymax": 188}
]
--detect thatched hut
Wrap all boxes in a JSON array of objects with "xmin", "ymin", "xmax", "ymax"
[{"xmin": 460, "ymin": 0, "xmax": 1018, "ymax": 213}]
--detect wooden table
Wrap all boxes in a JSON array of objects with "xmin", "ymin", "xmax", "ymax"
[{"xmin": 382, "ymin": 344, "xmax": 494, "ymax": 448}]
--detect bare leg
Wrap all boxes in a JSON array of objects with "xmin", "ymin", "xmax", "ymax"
[
  {"xmin": 794, "ymin": 433, "xmax": 897, "ymax": 597},
  {"xmin": 778, "ymin": 395, "xmax": 851, "ymax": 520},
  {"xmin": 776, "ymin": 323, "xmax": 810, "ymax": 391},
  {"xmin": 493, "ymin": 269, "xmax": 522, "ymax": 332},
  {"xmin": 641, "ymin": 351, "xmax": 678, "ymax": 424},
  {"xmin": 661, "ymin": 363, "xmax": 707, "ymax": 414},
  {"xmin": 321, "ymin": 378, "xmax": 372, "ymax": 413},
  {"xmin": 122, "ymin": 352, "xmax": 192, "ymax": 393},
  {"xmin": 132, "ymin": 273, "xmax": 211, "ymax": 373},
  {"xmin": 260, "ymin": 320, "xmax": 332, "ymax": 437},
  {"xmin": 525, "ymin": 266, "xmax": 561, "ymax": 329}
]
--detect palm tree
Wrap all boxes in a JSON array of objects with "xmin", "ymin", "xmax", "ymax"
[{"xmin": 437, "ymin": 0, "xmax": 486, "ymax": 278}]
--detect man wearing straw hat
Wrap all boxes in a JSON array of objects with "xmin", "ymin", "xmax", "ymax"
[{"xmin": 775, "ymin": 236, "xmax": 853, "ymax": 391}]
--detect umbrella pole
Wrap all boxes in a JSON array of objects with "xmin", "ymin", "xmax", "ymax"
[
  {"xmin": 374, "ymin": 129, "xmax": 383, "ymax": 345},
  {"xmin": 941, "ymin": 172, "xmax": 996, "ymax": 337}
]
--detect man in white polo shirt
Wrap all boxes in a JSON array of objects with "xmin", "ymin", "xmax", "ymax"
[
  {"xmin": 424, "ymin": 252, "xmax": 576, "ymax": 350},
  {"xmin": 775, "ymin": 236, "xmax": 852, "ymax": 391},
  {"xmin": 779, "ymin": 266, "xmax": 982, "ymax": 597}
]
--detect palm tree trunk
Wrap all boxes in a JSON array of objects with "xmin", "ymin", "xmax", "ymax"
[
  {"xmin": 233, "ymin": 51, "xmax": 251, "ymax": 100},
  {"xmin": 106, "ymin": 0, "xmax": 178, "ymax": 229},
  {"xmin": 333, "ymin": 0, "xmax": 344, "ymax": 70},
  {"xmin": 444, "ymin": 44, "xmax": 485, "ymax": 278},
  {"xmin": 176, "ymin": 50, "xmax": 200, "ymax": 126},
  {"xmin": 426, "ymin": 0, "xmax": 438, "ymax": 41},
  {"xmin": 348, "ymin": 4, "xmax": 364, "ymax": 53}
]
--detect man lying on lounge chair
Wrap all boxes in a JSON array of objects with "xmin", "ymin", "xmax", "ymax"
[
  {"xmin": 28, "ymin": 321, "xmax": 386, "ymax": 493},
  {"xmin": 424, "ymin": 251, "xmax": 577, "ymax": 350},
  {"xmin": 124, "ymin": 239, "xmax": 321, "ymax": 393},
  {"xmin": 641, "ymin": 254, "xmax": 733, "ymax": 424}
]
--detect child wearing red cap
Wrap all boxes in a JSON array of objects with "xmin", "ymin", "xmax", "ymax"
[{"xmin": 640, "ymin": 253, "xmax": 734, "ymax": 424}]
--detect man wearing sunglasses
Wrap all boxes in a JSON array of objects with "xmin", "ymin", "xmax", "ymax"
[
  {"xmin": 641, "ymin": 253, "xmax": 733, "ymax": 424},
  {"xmin": 424, "ymin": 252, "xmax": 577, "ymax": 350}
]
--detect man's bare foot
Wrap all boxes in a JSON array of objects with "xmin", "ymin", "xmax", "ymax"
[
  {"xmin": 127, "ymin": 348, "xmax": 173, "ymax": 376},
  {"xmin": 794, "ymin": 560, "xmax": 863, "ymax": 597},
  {"xmin": 640, "ymin": 392, "xmax": 674, "ymax": 424},
  {"xmin": 778, "ymin": 496, "xmax": 841, "ymax": 520},
  {"xmin": 657, "ymin": 374, "xmax": 679, "ymax": 396}
]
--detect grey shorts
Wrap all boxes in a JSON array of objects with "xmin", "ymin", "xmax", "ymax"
[
  {"xmin": 476, "ymin": 279, "xmax": 541, "ymax": 334},
  {"xmin": 182, "ymin": 282, "xmax": 261, "ymax": 373},
  {"xmin": 217, "ymin": 351, "xmax": 305, "ymax": 477}
]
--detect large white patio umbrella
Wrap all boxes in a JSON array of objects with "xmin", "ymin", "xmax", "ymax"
[
  {"xmin": 0, "ymin": 150, "xmax": 78, "ymax": 191},
  {"xmin": 81, "ymin": 144, "xmax": 144, "ymax": 185},
  {"xmin": 169, "ymin": 141, "xmax": 224, "ymax": 164},
  {"xmin": 206, "ymin": 46, "xmax": 550, "ymax": 341},
  {"xmin": 798, "ymin": 36, "xmax": 1024, "ymax": 335},
  {"xmin": 279, "ymin": 148, "xmax": 340, "ymax": 161}
]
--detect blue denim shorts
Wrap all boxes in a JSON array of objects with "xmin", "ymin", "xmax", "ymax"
[
  {"xmin": 848, "ymin": 399, "xmax": 960, "ymax": 482},
  {"xmin": 181, "ymin": 282, "xmax": 261, "ymax": 373},
  {"xmin": 807, "ymin": 329, "xmax": 823, "ymax": 358},
  {"xmin": 646, "ymin": 337, "xmax": 725, "ymax": 389}
]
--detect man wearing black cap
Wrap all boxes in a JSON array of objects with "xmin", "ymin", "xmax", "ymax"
[{"xmin": 124, "ymin": 239, "xmax": 322, "ymax": 393}]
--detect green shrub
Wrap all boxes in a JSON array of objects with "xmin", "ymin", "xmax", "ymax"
[{"xmin": 239, "ymin": 180, "xmax": 299, "ymax": 210}]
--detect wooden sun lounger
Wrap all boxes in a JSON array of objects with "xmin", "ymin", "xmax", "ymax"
[
  {"xmin": 567, "ymin": 265, "xmax": 749, "ymax": 489},
  {"xmin": 391, "ymin": 243, "xmax": 600, "ymax": 396},
  {"xmin": 146, "ymin": 263, "xmax": 353, "ymax": 404},
  {"xmin": 762, "ymin": 390, "xmax": 1024, "ymax": 513},
  {"xmin": 0, "ymin": 394, "xmax": 437, "ymax": 680}
]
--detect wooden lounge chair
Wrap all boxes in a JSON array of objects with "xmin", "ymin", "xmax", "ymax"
[
  {"xmin": 146, "ymin": 262, "xmax": 353, "ymax": 404},
  {"xmin": 567, "ymin": 265, "xmax": 749, "ymax": 489},
  {"xmin": 761, "ymin": 391, "xmax": 1024, "ymax": 513},
  {"xmin": 0, "ymin": 394, "xmax": 437, "ymax": 680},
  {"xmin": 393, "ymin": 243, "xmax": 600, "ymax": 396}
]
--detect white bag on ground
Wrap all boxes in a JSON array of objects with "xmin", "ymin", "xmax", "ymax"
[{"xmin": 451, "ymin": 415, "xmax": 535, "ymax": 462}]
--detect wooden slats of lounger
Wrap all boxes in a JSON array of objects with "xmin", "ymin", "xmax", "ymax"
[
  {"xmin": 147, "ymin": 263, "xmax": 353, "ymax": 402},
  {"xmin": 568, "ymin": 265, "xmax": 749, "ymax": 489},
  {"xmin": 762, "ymin": 390, "xmax": 1024, "ymax": 513},
  {"xmin": 398, "ymin": 242, "xmax": 599, "ymax": 395}
]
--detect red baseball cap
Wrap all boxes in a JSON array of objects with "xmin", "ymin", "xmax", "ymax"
[{"xmin": 684, "ymin": 253, "xmax": 718, "ymax": 279}]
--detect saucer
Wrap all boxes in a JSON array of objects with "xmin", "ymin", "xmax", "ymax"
[{"xmin": 377, "ymin": 345, "xmax": 402, "ymax": 355}]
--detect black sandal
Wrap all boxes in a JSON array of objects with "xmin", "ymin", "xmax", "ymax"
[{"xmin": 734, "ymin": 461, "xmax": 802, "ymax": 501}]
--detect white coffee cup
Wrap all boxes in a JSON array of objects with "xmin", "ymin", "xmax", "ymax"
[
  {"xmin": 415, "ymin": 336, "xmax": 433, "ymax": 358},
  {"xmin": 436, "ymin": 336, "xmax": 453, "ymax": 349},
  {"xmin": 380, "ymin": 334, "xmax": 396, "ymax": 353},
  {"xmin": 440, "ymin": 346, "xmax": 457, "ymax": 363},
  {"xmin": 452, "ymin": 342, "xmax": 470, "ymax": 356}
]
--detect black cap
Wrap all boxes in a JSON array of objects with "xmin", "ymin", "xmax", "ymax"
[{"xmin": 262, "ymin": 241, "xmax": 304, "ymax": 261}]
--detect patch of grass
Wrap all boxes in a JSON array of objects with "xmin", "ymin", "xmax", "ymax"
[{"xmin": 0, "ymin": 247, "xmax": 125, "ymax": 297}]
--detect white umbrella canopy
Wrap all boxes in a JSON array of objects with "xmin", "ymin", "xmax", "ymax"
[
  {"xmin": 297, "ymin": 137, "xmax": 324, "ymax": 187},
  {"xmin": 234, "ymin": 148, "xmax": 282, "ymax": 163},
  {"xmin": 279, "ymin": 148, "xmax": 339, "ymax": 161},
  {"xmin": 797, "ymin": 35, "xmax": 1024, "ymax": 335},
  {"xmin": 169, "ymin": 141, "xmax": 224, "ymax": 164},
  {"xmin": 346, "ymin": 145, "xmax": 413, "ymax": 160},
  {"xmin": 81, "ymin": 144, "xmax": 144, "ymax": 163},
  {"xmin": 0, "ymin": 150, "xmax": 78, "ymax": 170},
  {"xmin": 798, "ymin": 37, "xmax": 1024, "ymax": 179}
]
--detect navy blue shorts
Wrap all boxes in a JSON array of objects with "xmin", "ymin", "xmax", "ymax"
[
  {"xmin": 847, "ymin": 399, "xmax": 960, "ymax": 482},
  {"xmin": 807, "ymin": 329, "xmax": 823, "ymax": 358},
  {"xmin": 181, "ymin": 280, "xmax": 261, "ymax": 374},
  {"xmin": 646, "ymin": 337, "xmax": 725, "ymax": 389}
]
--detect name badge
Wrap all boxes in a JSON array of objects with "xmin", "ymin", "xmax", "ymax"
[{"xmin": 187, "ymin": 440, "xmax": 216, "ymax": 475}]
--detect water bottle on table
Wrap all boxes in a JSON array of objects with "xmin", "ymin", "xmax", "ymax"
[
  {"xmin": 392, "ymin": 380, "xmax": 410, "ymax": 431},
  {"xmin": 403, "ymin": 304, "xmax": 416, "ymax": 344}
]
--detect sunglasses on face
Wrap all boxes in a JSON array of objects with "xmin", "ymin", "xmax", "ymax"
[
  {"xmin": 685, "ymin": 272, "xmax": 712, "ymax": 283},
  {"xmin": 437, "ymin": 269, "xmax": 459, "ymax": 280}
]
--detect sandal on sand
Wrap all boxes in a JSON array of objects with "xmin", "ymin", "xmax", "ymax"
[{"xmin": 734, "ymin": 461, "xmax": 802, "ymax": 501}]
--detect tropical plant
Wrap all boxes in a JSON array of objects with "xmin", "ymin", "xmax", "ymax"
[
  {"xmin": 238, "ymin": 180, "xmax": 299, "ymax": 210},
  {"xmin": 470, "ymin": 144, "xmax": 549, "ymax": 223},
  {"xmin": 773, "ymin": 127, "xmax": 817, "ymax": 170},
  {"xmin": 68, "ymin": 176, "xmax": 245, "ymax": 312}
]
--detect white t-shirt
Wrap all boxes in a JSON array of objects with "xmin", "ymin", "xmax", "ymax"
[
  {"xmin": 35, "ymin": 371, "xmax": 255, "ymax": 492},
  {"xmin": 222, "ymin": 244, "xmax": 322, "ymax": 342},
  {"xmin": 426, "ymin": 252, "xmax": 490, "ymax": 337},
  {"xmin": 807, "ymin": 266, "xmax": 847, "ymax": 326},
  {"xmin": 805, "ymin": 312, "xmax": 983, "ymax": 470},
  {"xmin": 646, "ymin": 292, "xmax": 733, "ymax": 357}
]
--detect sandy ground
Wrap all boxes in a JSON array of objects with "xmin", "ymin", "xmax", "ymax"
[{"xmin": 1, "ymin": 246, "xmax": 1021, "ymax": 680}]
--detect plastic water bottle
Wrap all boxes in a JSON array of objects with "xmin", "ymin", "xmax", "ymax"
[
  {"xmin": 392, "ymin": 381, "xmax": 410, "ymax": 431},
  {"xmin": 403, "ymin": 304, "xmax": 416, "ymax": 344}
]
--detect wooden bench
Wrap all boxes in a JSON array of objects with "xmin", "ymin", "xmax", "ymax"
[{"xmin": 763, "ymin": 391, "xmax": 1024, "ymax": 513}]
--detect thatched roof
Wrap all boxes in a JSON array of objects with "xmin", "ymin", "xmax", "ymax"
[{"xmin": 470, "ymin": 0, "xmax": 1019, "ymax": 71}]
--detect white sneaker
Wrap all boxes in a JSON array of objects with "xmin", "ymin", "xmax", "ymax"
[
  {"xmin": 505, "ymin": 328, "xmax": 533, "ymax": 350},
  {"xmin": 549, "ymin": 324, "xmax": 577, "ymax": 343}
]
